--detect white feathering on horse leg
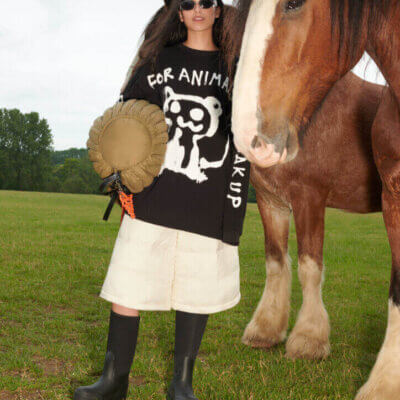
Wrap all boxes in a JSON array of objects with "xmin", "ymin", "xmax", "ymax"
[
  {"xmin": 286, "ymin": 255, "xmax": 330, "ymax": 360},
  {"xmin": 355, "ymin": 300, "xmax": 400, "ymax": 400},
  {"xmin": 242, "ymin": 255, "xmax": 292, "ymax": 348}
]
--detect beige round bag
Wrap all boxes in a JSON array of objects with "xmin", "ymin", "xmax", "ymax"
[{"xmin": 87, "ymin": 99, "xmax": 168, "ymax": 193}]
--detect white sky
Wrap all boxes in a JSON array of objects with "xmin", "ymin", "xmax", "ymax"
[{"xmin": 0, "ymin": 0, "xmax": 386, "ymax": 150}]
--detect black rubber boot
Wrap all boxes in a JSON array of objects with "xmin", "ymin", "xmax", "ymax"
[
  {"xmin": 74, "ymin": 310, "xmax": 140, "ymax": 400},
  {"xmin": 73, "ymin": 350, "xmax": 129, "ymax": 400},
  {"xmin": 167, "ymin": 311, "xmax": 209, "ymax": 400},
  {"xmin": 167, "ymin": 355, "xmax": 197, "ymax": 400}
]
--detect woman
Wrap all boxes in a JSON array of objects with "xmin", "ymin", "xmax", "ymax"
[{"xmin": 75, "ymin": 1, "xmax": 250, "ymax": 399}]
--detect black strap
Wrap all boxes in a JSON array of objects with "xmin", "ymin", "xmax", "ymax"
[
  {"xmin": 99, "ymin": 172, "xmax": 131, "ymax": 221},
  {"xmin": 103, "ymin": 191, "xmax": 118, "ymax": 221},
  {"xmin": 99, "ymin": 172, "xmax": 121, "ymax": 222}
]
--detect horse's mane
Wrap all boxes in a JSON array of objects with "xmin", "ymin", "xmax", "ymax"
[
  {"xmin": 232, "ymin": 0, "xmax": 253, "ymax": 55},
  {"xmin": 220, "ymin": 0, "xmax": 253, "ymax": 95},
  {"xmin": 231, "ymin": 0, "xmax": 394, "ymax": 64},
  {"xmin": 331, "ymin": 0, "xmax": 393, "ymax": 61},
  {"xmin": 220, "ymin": 4, "xmax": 241, "ymax": 96}
]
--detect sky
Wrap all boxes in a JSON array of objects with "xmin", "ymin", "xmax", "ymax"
[{"xmin": 0, "ymin": 0, "xmax": 386, "ymax": 151}]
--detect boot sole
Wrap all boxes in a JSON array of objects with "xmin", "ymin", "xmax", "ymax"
[
  {"xmin": 74, "ymin": 384, "xmax": 128, "ymax": 400},
  {"xmin": 74, "ymin": 394, "xmax": 127, "ymax": 400},
  {"xmin": 74, "ymin": 396, "xmax": 126, "ymax": 400},
  {"xmin": 74, "ymin": 393, "xmax": 127, "ymax": 400},
  {"xmin": 166, "ymin": 392, "xmax": 197, "ymax": 400}
]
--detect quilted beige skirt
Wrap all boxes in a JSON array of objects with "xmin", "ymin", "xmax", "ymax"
[{"xmin": 99, "ymin": 215, "xmax": 240, "ymax": 314}]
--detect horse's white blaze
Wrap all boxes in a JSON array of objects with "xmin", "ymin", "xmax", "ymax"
[
  {"xmin": 232, "ymin": 0, "xmax": 280, "ymax": 154},
  {"xmin": 355, "ymin": 300, "xmax": 400, "ymax": 400}
]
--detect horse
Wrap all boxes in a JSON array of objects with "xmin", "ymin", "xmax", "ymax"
[
  {"xmin": 245, "ymin": 70, "xmax": 383, "ymax": 359},
  {"xmin": 231, "ymin": 0, "xmax": 400, "ymax": 399}
]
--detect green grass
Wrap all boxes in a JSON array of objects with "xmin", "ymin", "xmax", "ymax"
[{"xmin": 0, "ymin": 190, "xmax": 391, "ymax": 399}]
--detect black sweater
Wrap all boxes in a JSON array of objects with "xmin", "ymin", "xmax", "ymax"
[{"xmin": 121, "ymin": 43, "xmax": 250, "ymax": 246}]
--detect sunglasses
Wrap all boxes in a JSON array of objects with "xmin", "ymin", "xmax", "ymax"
[{"xmin": 179, "ymin": 0, "xmax": 217, "ymax": 11}]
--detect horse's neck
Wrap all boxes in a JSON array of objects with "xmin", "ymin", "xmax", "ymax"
[{"xmin": 367, "ymin": 4, "xmax": 400, "ymax": 104}]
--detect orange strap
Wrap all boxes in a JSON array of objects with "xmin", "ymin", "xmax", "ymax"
[{"xmin": 118, "ymin": 191, "xmax": 135, "ymax": 222}]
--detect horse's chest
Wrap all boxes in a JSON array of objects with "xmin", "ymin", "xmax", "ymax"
[{"xmin": 250, "ymin": 164, "xmax": 291, "ymax": 207}]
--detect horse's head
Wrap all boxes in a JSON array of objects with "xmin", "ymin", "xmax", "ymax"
[{"xmin": 232, "ymin": 0, "xmax": 378, "ymax": 166}]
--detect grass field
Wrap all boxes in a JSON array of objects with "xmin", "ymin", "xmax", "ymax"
[{"xmin": 0, "ymin": 190, "xmax": 391, "ymax": 400}]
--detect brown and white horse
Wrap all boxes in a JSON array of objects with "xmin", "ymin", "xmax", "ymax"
[
  {"xmin": 245, "ymin": 70, "xmax": 383, "ymax": 358},
  {"xmin": 232, "ymin": 0, "xmax": 400, "ymax": 398}
]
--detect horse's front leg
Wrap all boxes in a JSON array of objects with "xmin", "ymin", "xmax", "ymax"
[
  {"xmin": 286, "ymin": 188, "xmax": 330, "ymax": 360},
  {"xmin": 242, "ymin": 194, "xmax": 292, "ymax": 348},
  {"xmin": 355, "ymin": 90, "xmax": 400, "ymax": 400}
]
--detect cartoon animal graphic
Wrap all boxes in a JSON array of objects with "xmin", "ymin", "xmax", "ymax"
[{"xmin": 159, "ymin": 86, "xmax": 229, "ymax": 183}]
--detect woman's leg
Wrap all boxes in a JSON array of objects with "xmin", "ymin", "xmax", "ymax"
[
  {"xmin": 167, "ymin": 310, "xmax": 209, "ymax": 400},
  {"xmin": 74, "ymin": 303, "xmax": 141, "ymax": 400},
  {"xmin": 112, "ymin": 303, "xmax": 139, "ymax": 317}
]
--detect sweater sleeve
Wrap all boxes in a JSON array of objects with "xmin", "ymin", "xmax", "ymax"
[
  {"xmin": 221, "ymin": 130, "xmax": 251, "ymax": 246},
  {"xmin": 221, "ymin": 56, "xmax": 251, "ymax": 246},
  {"xmin": 121, "ymin": 61, "xmax": 162, "ymax": 107}
]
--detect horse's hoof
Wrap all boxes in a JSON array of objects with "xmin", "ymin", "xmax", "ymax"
[
  {"xmin": 285, "ymin": 332, "xmax": 330, "ymax": 360},
  {"xmin": 355, "ymin": 381, "xmax": 400, "ymax": 400},
  {"xmin": 355, "ymin": 386, "xmax": 376, "ymax": 400},
  {"xmin": 355, "ymin": 355, "xmax": 400, "ymax": 399},
  {"xmin": 241, "ymin": 320, "xmax": 286, "ymax": 349}
]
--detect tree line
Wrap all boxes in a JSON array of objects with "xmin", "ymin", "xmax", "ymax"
[{"xmin": 0, "ymin": 107, "xmax": 256, "ymax": 201}]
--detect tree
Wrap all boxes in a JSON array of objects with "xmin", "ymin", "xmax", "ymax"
[
  {"xmin": 0, "ymin": 108, "xmax": 53, "ymax": 191},
  {"xmin": 62, "ymin": 175, "xmax": 87, "ymax": 194},
  {"xmin": 54, "ymin": 156, "xmax": 102, "ymax": 194},
  {"xmin": 51, "ymin": 148, "xmax": 87, "ymax": 165}
]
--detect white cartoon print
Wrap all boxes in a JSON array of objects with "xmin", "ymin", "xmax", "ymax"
[{"xmin": 159, "ymin": 86, "xmax": 230, "ymax": 183}]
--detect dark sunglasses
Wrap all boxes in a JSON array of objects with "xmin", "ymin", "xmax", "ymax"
[{"xmin": 179, "ymin": 0, "xmax": 217, "ymax": 11}]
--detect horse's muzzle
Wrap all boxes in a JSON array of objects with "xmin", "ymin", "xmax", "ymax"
[{"xmin": 252, "ymin": 122, "xmax": 299, "ymax": 165}]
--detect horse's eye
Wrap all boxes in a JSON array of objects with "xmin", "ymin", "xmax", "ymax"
[{"xmin": 284, "ymin": 0, "xmax": 306, "ymax": 12}]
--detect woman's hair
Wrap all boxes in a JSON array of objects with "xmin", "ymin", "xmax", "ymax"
[{"xmin": 121, "ymin": 0, "xmax": 239, "ymax": 97}]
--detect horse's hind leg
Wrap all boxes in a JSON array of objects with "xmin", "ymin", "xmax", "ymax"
[
  {"xmin": 242, "ymin": 194, "xmax": 291, "ymax": 348},
  {"xmin": 285, "ymin": 188, "xmax": 330, "ymax": 360},
  {"xmin": 356, "ymin": 90, "xmax": 400, "ymax": 400},
  {"xmin": 356, "ymin": 189, "xmax": 400, "ymax": 400}
]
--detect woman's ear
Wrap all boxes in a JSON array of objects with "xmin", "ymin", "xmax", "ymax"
[
  {"xmin": 178, "ymin": 9, "xmax": 184, "ymax": 22},
  {"xmin": 215, "ymin": 6, "xmax": 221, "ymax": 19}
]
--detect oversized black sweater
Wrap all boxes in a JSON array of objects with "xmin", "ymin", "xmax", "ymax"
[{"xmin": 121, "ymin": 43, "xmax": 250, "ymax": 246}]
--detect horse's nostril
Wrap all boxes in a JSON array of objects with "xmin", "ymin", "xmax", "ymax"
[{"xmin": 251, "ymin": 135, "xmax": 261, "ymax": 149}]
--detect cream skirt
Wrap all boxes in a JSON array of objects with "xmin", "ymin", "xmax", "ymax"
[{"xmin": 99, "ymin": 215, "xmax": 240, "ymax": 314}]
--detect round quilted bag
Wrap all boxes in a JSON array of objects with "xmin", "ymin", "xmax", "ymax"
[{"xmin": 87, "ymin": 99, "xmax": 168, "ymax": 193}]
